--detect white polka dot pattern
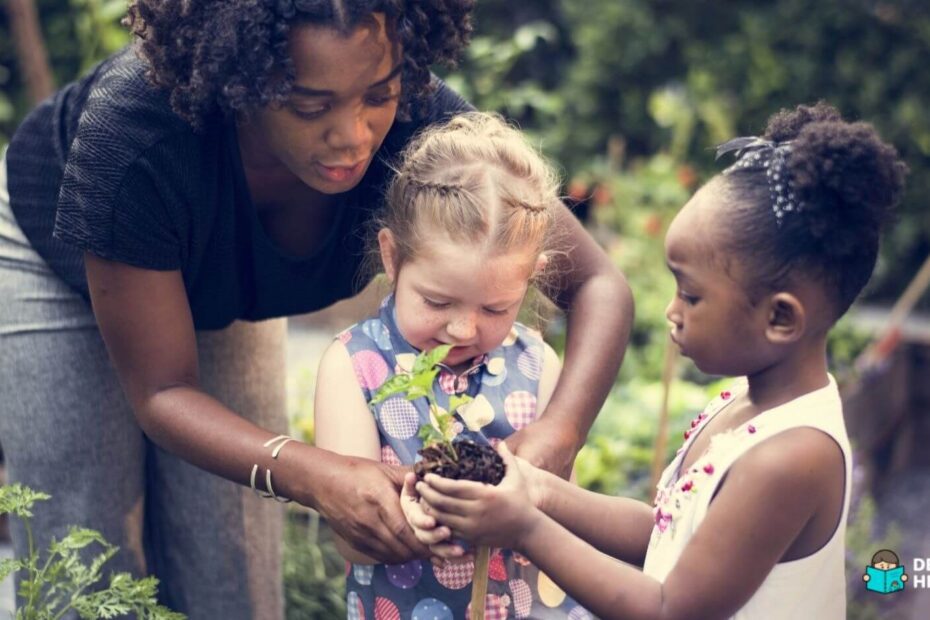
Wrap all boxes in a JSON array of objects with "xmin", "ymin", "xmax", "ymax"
[{"xmin": 412, "ymin": 598, "xmax": 453, "ymax": 620}]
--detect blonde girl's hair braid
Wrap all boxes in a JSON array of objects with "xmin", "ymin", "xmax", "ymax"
[{"xmin": 381, "ymin": 112, "xmax": 562, "ymax": 268}]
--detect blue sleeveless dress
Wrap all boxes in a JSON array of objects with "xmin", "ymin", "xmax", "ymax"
[{"xmin": 338, "ymin": 295, "xmax": 589, "ymax": 620}]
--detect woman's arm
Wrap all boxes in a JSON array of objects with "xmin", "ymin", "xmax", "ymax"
[
  {"xmin": 419, "ymin": 428, "xmax": 842, "ymax": 619},
  {"xmin": 313, "ymin": 340, "xmax": 385, "ymax": 564},
  {"xmin": 507, "ymin": 206, "xmax": 634, "ymax": 478},
  {"xmin": 85, "ymin": 253, "xmax": 428, "ymax": 562}
]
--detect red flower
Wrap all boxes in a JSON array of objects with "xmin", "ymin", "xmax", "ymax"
[
  {"xmin": 748, "ymin": 425, "xmax": 757, "ymax": 434},
  {"xmin": 683, "ymin": 429, "xmax": 692, "ymax": 440},
  {"xmin": 720, "ymin": 391, "xmax": 732, "ymax": 400},
  {"xmin": 681, "ymin": 480, "xmax": 693, "ymax": 492},
  {"xmin": 703, "ymin": 463, "xmax": 715, "ymax": 475}
]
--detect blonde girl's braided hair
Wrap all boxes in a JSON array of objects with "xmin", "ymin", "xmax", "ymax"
[{"xmin": 381, "ymin": 112, "xmax": 562, "ymax": 268}]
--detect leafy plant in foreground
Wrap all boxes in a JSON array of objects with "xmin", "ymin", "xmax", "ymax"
[{"xmin": 0, "ymin": 484, "xmax": 185, "ymax": 620}]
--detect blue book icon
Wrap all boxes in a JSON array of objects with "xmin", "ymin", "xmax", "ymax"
[{"xmin": 865, "ymin": 566, "xmax": 905, "ymax": 594}]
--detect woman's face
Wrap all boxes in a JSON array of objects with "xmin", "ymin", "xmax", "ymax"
[{"xmin": 244, "ymin": 13, "xmax": 402, "ymax": 194}]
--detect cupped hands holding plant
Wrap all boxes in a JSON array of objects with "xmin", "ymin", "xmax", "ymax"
[{"xmin": 403, "ymin": 442, "xmax": 552, "ymax": 556}]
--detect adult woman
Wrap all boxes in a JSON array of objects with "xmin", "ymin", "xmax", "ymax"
[{"xmin": 0, "ymin": 1, "xmax": 633, "ymax": 617}]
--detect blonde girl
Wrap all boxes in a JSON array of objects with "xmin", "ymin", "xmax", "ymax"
[{"xmin": 315, "ymin": 112, "xmax": 591, "ymax": 619}]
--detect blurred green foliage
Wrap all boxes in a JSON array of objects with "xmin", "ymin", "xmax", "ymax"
[
  {"xmin": 0, "ymin": 0, "xmax": 914, "ymax": 611},
  {"xmin": 445, "ymin": 0, "xmax": 930, "ymax": 305},
  {"xmin": 283, "ymin": 511, "xmax": 346, "ymax": 620}
]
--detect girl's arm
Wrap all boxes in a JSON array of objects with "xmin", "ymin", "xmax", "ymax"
[
  {"xmin": 533, "ymin": 470, "xmax": 654, "ymax": 565},
  {"xmin": 507, "ymin": 206, "xmax": 634, "ymax": 478},
  {"xmin": 530, "ymin": 343, "xmax": 654, "ymax": 564},
  {"xmin": 313, "ymin": 340, "xmax": 385, "ymax": 564},
  {"xmin": 85, "ymin": 254, "xmax": 427, "ymax": 562},
  {"xmin": 420, "ymin": 428, "xmax": 842, "ymax": 619}
]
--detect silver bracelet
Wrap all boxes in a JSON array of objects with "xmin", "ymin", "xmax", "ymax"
[{"xmin": 250, "ymin": 435, "xmax": 294, "ymax": 503}]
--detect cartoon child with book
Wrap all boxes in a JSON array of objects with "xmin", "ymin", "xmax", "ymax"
[{"xmin": 864, "ymin": 549, "xmax": 908, "ymax": 594}]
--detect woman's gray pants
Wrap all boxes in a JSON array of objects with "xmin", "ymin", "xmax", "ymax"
[{"xmin": 0, "ymin": 154, "xmax": 287, "ymax": 619}]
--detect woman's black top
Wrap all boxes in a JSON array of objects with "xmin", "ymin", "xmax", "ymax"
[{"xmin": 7, "ymin": 47, "xmax": 470, "ymax": 329}]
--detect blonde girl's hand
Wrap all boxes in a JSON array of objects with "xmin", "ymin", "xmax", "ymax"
[
  {"xmin": 401, "ymin": 472, "xmax": 448, "ymax": 544},
  {"xmin": 401, "ymin": 472, "xmax": 467, "ymax": 562},
  {"xmin": 416, "ymin": 443, "xmax": 542, "ymax": 550}
]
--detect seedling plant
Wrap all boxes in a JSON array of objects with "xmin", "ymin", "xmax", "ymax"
[{"xmin": 370, "ymin": 344, "xmax": 505, "ymax": 619}]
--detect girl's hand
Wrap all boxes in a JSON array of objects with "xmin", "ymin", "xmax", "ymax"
[
  {"xmin": 416, "ymin": 443, "xmax": 543, "ymax": 550},
  {"xmin": 401, "ymin": 472, "xmax": 471, "ymax": 562}
]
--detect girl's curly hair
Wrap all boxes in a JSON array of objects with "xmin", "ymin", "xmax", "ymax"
[
  {"xmin": 721, "ymin": 102, "xmax": 907, "ymax": 317},
  {"xmin": 124, "ymin": 0, "xmax": 474, "ymax": 129}
]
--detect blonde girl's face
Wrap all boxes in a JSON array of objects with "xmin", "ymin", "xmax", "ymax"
[{"xmin": 380, "ymin": 230, "xmax": 544, "ymax": 370}]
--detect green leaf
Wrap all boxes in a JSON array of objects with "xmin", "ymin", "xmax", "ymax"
[
  {"xmin": 412, "ymin": 345, "xmax": 452, "ymax": 375},
  {"xmin": 418, "ymin": 425, "xmax": 444, "ymax": 447},
  {"xmin": 369, "ymin": 374, "xmax": 412, "ymax": 405},
  {"xmin": 52, "ymin": 527, "xmax": 110, "ymax": 552},
  {"xmin": 448, "ymin": 394, "xmax": 473, "ymax": 414},
  {"xmin": 0, "ymin": 557, "xmax": 24, "ymax": 581},
  {"xmin": 0, "ymin": 484, "xmax": 51, "ymax": 518}
]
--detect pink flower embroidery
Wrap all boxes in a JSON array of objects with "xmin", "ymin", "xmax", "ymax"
[
  {"xmin": 720, "ymin": 390, "xmax": 732, "ymax": 400},
  {"xmin": 654, "ymin": 507, "xmax": 673, "ymax": 533},
  {"xmin": 748, "ymin": 425, "xmax": 757, "ymax": 434},
  {"xmin": 680, "ymin": 480, "xmax": 694, "ymax": 492},
  {"xmin": 703, "ymin": 463, "xmax": 715, "ymax": 475}
]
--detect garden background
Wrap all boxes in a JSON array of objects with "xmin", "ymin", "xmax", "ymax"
[{"xmin": 2, "ymin": 1, "xmax": 929, "ymax": 618}]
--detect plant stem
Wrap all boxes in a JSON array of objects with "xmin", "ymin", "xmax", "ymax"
[
  {"xmin": 470, "ymin": 546, "xmax": 490, "ymax": 620},
  {"xmin": 24, "ymin": 520, "xmax": 39, "ymax": 617}
]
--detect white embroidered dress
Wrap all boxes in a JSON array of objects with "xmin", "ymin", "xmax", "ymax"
[{"xmin": 643, "ymin": 377, "xmax": 851, "ymax": 619}]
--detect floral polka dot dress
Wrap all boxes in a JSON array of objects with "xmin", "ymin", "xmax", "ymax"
[
  {"xmin": 643, "ymin": 377, "xmax": 852, "ymax": 619},
  {"xmin": 337, "ymin": 295, "xmax": 589, "ymax": 619}
]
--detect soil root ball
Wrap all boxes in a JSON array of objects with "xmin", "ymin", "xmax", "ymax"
[{"xmin": 414, "ymin": 440, "xmax": 505, "ymax": 485}]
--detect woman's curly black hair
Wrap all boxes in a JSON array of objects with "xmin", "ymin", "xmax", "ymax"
[
  {"xmin": 721, "ymin": 102, "xmax": 908, "ymax": 318},
  {"xmin": 123, "ymin": 0, "xmax": 474, "ymax": 129}
]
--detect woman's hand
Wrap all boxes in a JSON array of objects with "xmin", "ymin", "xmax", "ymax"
[
  {"xmin": 505, "ymin": 415, "xmax": 581, "ymax": 480},
  {"xmin": 415, "ymin": 443, "xmax": 543, "ymax": 550},
  {"xmin": 312, "ymin": 456, "xmax": 430, "ymax": 563}
]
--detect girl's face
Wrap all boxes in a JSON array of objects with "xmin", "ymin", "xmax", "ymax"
[
  {"xmin": 380, "ymin": 231, "xmax": 543, "ymax": 370},
  {"xmin": 664, "ymin": 186, "xmax": 772, "ymax": 376},
  {"xmin": 243, "ymin": 13, "xmax": 402, "ymax": 194}
]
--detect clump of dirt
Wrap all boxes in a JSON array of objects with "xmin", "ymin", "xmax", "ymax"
[{"xmin": 414, "ymin": 439, "xmax": 505, "ymax": 485}]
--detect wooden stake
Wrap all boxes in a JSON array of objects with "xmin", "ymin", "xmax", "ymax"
[
  {"xmin": 470, "ymin": 546, "xmax": 490, "ymax": 619},
  {"xmin": 650, "ymin": 336, "xmax": 679, "ymax": 491},
  {"xmin": 853, "ymin": 252, "xmax": 930, "ymax": 375}
]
